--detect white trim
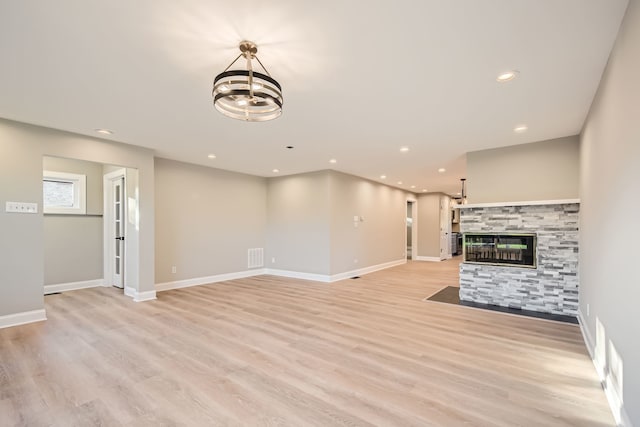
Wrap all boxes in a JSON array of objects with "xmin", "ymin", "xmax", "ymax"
[
  {"xmin": 124, "ymin": 286, "xmax": 136, "ymax": 298},
  {"xmin": 263, "ymin": 269, "xmax": 330, "ymax": 282},
  {"xmin": 329, "ymin": 258, "xmax": 406, "ymax": 282},
  {"xmin": 457, "ymin": 198, "xmax": 580, "ymax": 209},
  {"xmin": 104, "ymin": 168, "xmax": 127, "ymax": 289},
  {"xmin": 124, "ymin": 286, "xmax": 157, "ymax": 302},
  {"xmin": 577, "ymin": 310, "xmax": 632, "ymax": 427},
  {"xmin": 156, "ymin": 269, "xmax": 266, "ymax": 292},
  {"xmin": 415, "ymin": 256, "xmax": 442, "ymax": 262},
  {"xmin": 43, "ymin": 170, "xmax": 87, "ymax": 215},
  {"xmin": 133, "ymin": 290, "xmax": 157, "ymax": 302},
  {"xmin": 155, "ymin": 259, "xmax": 408, "ymax": 289},
  {"xmin": 44, "ymin": 279, "xmax": 104, "ymax": 294},
  {"xmin": 0, "ymin": 309, "xmax": 47, "ymax": 329}
]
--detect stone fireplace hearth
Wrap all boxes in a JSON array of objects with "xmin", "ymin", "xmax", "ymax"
[{"xmin": 458, "ymin": 201, "xmax": 579, "ymax": 317}]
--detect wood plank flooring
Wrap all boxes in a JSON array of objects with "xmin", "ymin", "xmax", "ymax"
[{"xmin": 0, "ymin": 259, "xmax": 613, "ymax": 426}]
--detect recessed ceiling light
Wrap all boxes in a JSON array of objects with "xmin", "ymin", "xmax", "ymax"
[
  {"xmin": 456, "ymin": 192, "xmax": 461, "ymax": 195},
  {"xmin": 95, "ymin": 129, "xmax": 113, "ymax": 135},
  {"xmin": 380, "ymin": 175, "xmax": 387, "ymax": 179},
  {"xmin": 438, "ymin": 168, "xmax": 446, "ymax": 173},
  {"xmin": 422, "ymin": 189, "xmax": 428, "ymax": 192},
  {"xmin": 410, "ymin": 185, "xmax": 416, "ymax": 189},
  {"xmin": 207, "ymin": 154, "xmax": 216, "ymax": 159},
  {"xmin": 514, "ymin": 125, "xmax": 528, "ymax": 133},
  {"xmin": 272, "ymin": 169, "xmax": 279, "ymax": 173},
  {"xmin": 329, "ymin": 159, "xmax": 337, "ymax": 164},
  {"xmin": 400, "ymin": 146, "xmax": 410, "ymax": 153},
  {"xmin": 496, "ymin": 70, "xmax": 519, "ymax": 82},
  {"xmin": 397, "ymin": 181, "xmax": 403, "ymax": 185}
]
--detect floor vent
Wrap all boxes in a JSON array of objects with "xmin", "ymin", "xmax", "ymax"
[{"xmin": 248, "ymin": 248, "xmax": 264, "ymax": 268}]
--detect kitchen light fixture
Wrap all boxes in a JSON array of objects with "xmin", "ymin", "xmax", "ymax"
[
  {"xmin": 514, "ymin": 125, "xmax": 528, "ymax": 133},
  {"xmin": 329, "ymin": 159, "xmax": 337, "ymax": 164},
  {"xmin": 438, "ymin": 168, "xmax": 446, "ymax": 173},
  {"xmin": 207, "ymin": 154, "xmax": 216, "ymax": 159},
  {"xmin": 212, "ymin": 41, "xmax": 283, "ymax": 122},
  {"xmin": 380, "ymin": 175, "xmax": 387, "ymax": 179},
  {"xmin": 460, "ymin": 178, "xmax": 468, "ymax": 204},
  {"xmin": 400, "ymin": 146, "xmax": 410, "ymax": 152}
]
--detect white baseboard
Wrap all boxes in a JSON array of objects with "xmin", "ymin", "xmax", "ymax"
[
  {"xmin": 414, "ymin": 256, "xmax": 442, "ymax": 262},
  {"xmin": 264, "ymin": 259, "xmax": 407, "ymax": 283},
  {"xmin": 44, "ymin": 278, "xmax": 104, "ymax": 295},
  {"xmin": 157, "ymin": 259, "xmax": 408, "ymax": 290},
  {"xmin": 156, "ymin": 269, "xmax": 267, "ymax": 292},
  {"xmin": 577, "ymin": 310, "xmax": 632, "ymax": 427},
  {"xmin": 262, "ymin": 268, "xmax": 329, "ymax": 282},
  {"xmin": 125, "ymin": 286, "xmax": 157, "ymax": 302},
  {"xmin": 0, "ymin": 309, "xmax": 47, "ymax": 329},
  {"xmin": 329, "ymin": 258, "xmax": 406, "ymax": 282}
]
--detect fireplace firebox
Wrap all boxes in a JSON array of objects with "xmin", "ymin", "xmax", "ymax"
[{"xmin": 463, "ymin": 233, "xmax": 536, "ymax": 268}]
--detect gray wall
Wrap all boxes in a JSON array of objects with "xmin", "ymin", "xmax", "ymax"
[
  {"xmin": 580, "ymin": 0, "xmax": 639, "ymax": 423},
  {"xmin": 467, "ymin": 136, "xmax": 580, "ymax": 203},
  {"xmin": 0, "ymin": 118, "xmax": 155, "ymax": 317},
  {"xmin": 266, "ymin": 171, "xmax": 331, "ymax": 275},
  {"xmin": 43, "ymin": 156, "xmax": 104, "ymax": 285},
  {"xmin": 416, "ymin": 193, "xmax": 442, "ymax": 258},
  {"xmin": 154, "ymin": 158, "xmax": 267, "ymax": 283},
  {"xmin": 267, "ymin": 170, "xmax": 410, "ymax": 276},
  {"xmin": 328, "ymin": 171, "xmax": 407, "ymax": 275}
]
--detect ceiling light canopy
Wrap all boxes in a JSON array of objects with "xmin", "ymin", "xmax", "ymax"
[{"xmin": 212, "ymin": 41, "xmax": 283, "ymax": 122}]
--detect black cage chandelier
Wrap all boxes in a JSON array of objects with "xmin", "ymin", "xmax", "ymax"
[{"xmin": 212, "ymin": 41, "xmax": 283, "ymax": 122}]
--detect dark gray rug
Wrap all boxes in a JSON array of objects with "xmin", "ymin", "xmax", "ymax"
[{"xmin": 425, "ymin": 286, "xmax": 460, "ymax": 304}]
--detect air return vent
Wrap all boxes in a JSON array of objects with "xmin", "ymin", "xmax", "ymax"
[{"xmin": 248, "ymin": 248, "xmax": 264, "ymax": 268}]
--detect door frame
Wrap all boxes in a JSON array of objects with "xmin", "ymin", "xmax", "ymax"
[
  {"xmin": 406, "ymin": 198, "xmax": 418, "ymax": 260},
  {"xmin": 103, "ymin": 169, "xmax": 126, "ymax": 289}
]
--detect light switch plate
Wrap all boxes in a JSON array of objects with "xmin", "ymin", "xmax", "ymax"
[{"xmin": 5, "ymin": 201, "xmax": 38, "ymax": 214}]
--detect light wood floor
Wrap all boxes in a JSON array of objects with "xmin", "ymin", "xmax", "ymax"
[{"xmin": 0, "ymin": 259, "xmax": 613, "ymax": 426}]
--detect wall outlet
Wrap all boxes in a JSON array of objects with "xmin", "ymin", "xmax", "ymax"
[
  {"xmin": 171, "ymin": 266, "xmax": 176, "ymax": 274},
  {"xmin": 271, "ymin": 257, "xmax": 276, "ymax": 263}
]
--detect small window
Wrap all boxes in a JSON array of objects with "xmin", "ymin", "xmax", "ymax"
[{"xmin": 43, "ymin": 171, "xmax": 86, "ymax": 214}]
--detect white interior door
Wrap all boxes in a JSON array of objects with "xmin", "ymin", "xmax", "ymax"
[
  {"xmin": 111, "ymin": 176, "xmax": 125, "ymax": 288},
  {"xmin": 439, "ymin": 197, "xmax": 451, "ymax": 260}
]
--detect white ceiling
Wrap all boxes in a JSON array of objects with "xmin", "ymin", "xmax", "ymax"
[{"xmin": 0, "ymin": 1, "xmax": 628, "ymax": 195}]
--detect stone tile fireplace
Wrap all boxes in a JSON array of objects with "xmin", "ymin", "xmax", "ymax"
[{"xmin": 458, "ymin": 201, "xmax": 579, "ymax": 317}]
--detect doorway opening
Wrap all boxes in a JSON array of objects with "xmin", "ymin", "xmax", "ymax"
[{"xmin": 40, "ymin": 156, "xmax": 140, "ymax": 298}]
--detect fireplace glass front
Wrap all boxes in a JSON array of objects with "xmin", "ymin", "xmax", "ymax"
[{"xmin": 463, "ymin": 233, "xmax": 536, "ymax": 268}]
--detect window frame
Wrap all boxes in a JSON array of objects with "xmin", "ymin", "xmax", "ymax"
[{"xmin": 43, "ymin": 170, "xmax": 87, "ymax": 215}]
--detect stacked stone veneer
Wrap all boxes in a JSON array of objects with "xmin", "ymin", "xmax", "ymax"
[{"xmin": 459, "ymin": 203, "xmax": 579, "ymax": 316}]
